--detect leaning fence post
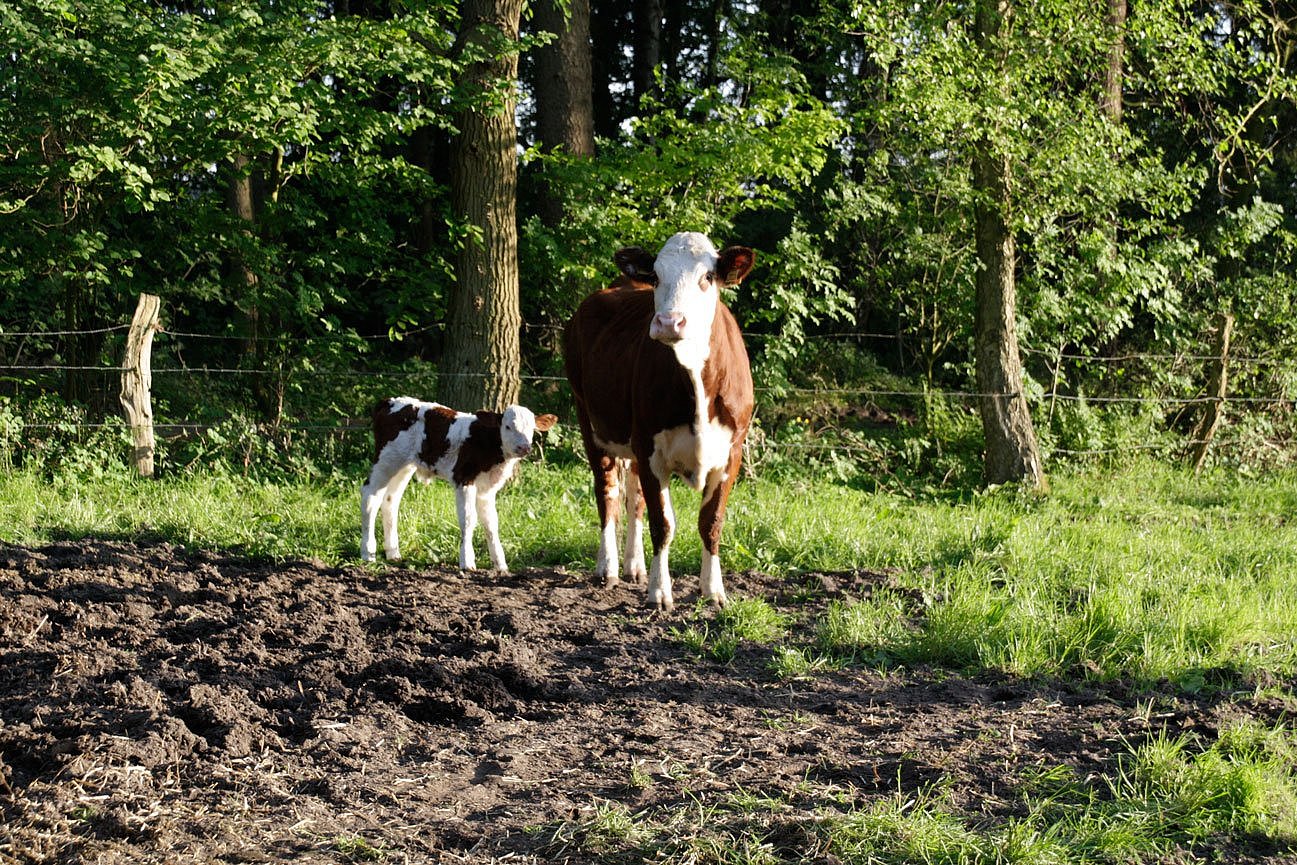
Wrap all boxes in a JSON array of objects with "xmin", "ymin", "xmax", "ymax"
[
  {"xmin": 1188, "ymin": 312, "xmax": 1233, "ymax": 473},
  {"xmin": 119, "ymin": 293, "xmax": 162, "ymax": 477}
]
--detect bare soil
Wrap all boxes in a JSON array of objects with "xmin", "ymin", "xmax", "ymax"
[{"xmin": 0, "ymin": 539, "xmax": 1291, "ymax": 864}]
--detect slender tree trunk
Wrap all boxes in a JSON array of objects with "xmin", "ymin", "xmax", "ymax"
[
  {"xmin": 972, "ymin": 0, "xmax": 1046, "ymax": 489},
  {"xmin": 442, "ymin": 0, "xmax": 524, "ymax": 412},
  {"xmin": 1101, "ymin": 0, "xmax": 1126, "ymax": 124},
  {"xmin": 226, "ymin": 151, "xmax": 276, "ymax": 417},
  {"xmin": 703, "ymin": 0, "xmax": 724, "ymax": 88}
]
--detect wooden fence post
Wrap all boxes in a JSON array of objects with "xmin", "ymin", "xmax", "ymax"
[
  {"xmin": 1188, "ymin": 312, "xmax": 1233, "ymax": 473},
  {"xmin": 119, "ymin": 293, "xmax": 161, "ymax": 477}
]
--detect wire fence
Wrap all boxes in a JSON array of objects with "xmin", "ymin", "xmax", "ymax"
[{"xmin": 3, "ymin": 317, "xmax": 1293, "ymax": 462}]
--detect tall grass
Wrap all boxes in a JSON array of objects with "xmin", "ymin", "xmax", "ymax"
[{"xmin": 4, "ymin": 458, "xmax": 1297, "ymax": 686}]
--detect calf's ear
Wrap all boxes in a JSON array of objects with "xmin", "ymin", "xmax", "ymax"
[
  {"xmin": 717, "ymin": 246, "xmax": 755, "ymax": 284},
  {"xmin": 614, "ymin": 246, "xmax": 657, "ymax": 284},
  {"xmin": 534, "ymin": 413, "xmax": 558, "ymax": 432}
]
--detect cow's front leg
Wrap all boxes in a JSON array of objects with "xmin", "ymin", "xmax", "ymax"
[
  {"xmin": 477, "ymin": 487, "xmax": 508, "ymax": 574},
  {"xmin": 697, "ymin": 447, "xmax": 743, "ymax": 607},
  {"xmin": 455, "ymin": 483, "xmax": 478, "ymax": 570},
  {"xmin": 639, "ymin": 461, "xmax": 676, "ymax": 611}
]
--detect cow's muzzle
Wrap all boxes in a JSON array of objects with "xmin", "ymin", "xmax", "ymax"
[{"xmin": 650, "ymin": 311, "xmax": 687, "ymax": 343}]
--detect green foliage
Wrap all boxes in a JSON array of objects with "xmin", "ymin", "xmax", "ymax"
[{"xmin": 521, "ymin": 44, "xmax": 847, "ymax": 338}]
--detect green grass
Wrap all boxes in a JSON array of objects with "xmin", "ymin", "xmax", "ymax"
[{"xmin": 5, "ymin": 458, "xmax": 1297, "ymax": 687}]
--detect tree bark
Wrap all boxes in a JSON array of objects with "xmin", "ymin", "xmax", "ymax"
[
  {"xmin": 589, "ymin": 1, "xmax": 625, "ymax": 139},
  {"xmin": 1100, "ymin": 0, "xmax": 1126, "ymax": 124},
  {"xmin": 632, "ymin": 0, "xmax": 663, "ymax": 103},
  {"xmin": 972, "ymin": 0, "xmax": 1046, "ymax": 490},
  {"xmin": 533, "ymin": 0, "xmax": 595, "ymax": 159},
  {"xmin": 226, "ymin": 151, "xmax": 277, "ymax": 418},
  {"xmin": 533, "ymin": 0, "xmax": 595, "ymax": 227},
  {"xmin": 442, "ymin": 0, "xmax": 524, "ymax": 412}
]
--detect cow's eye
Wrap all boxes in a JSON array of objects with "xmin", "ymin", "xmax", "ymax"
[{"xmin": 702, "ymin": 271, "xmax": 716, "ymax": 288}]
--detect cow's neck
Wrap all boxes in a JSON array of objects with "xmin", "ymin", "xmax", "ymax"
[{"xmin": 669, "ymin": 334, "xmax": 713, "ymax": 431}]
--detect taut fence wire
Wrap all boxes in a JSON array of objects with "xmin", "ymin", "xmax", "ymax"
[{"xmin": 2, "ymin": 304, "xmax": 1292, "ymax": 468}]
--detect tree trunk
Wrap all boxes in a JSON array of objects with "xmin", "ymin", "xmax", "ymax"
[
  {"xmin": 442, "ymin": 0, "xmax": 524, "ymax": 412},
  {"xmin": 1101, "ymin": 0, "xmax": 1126, "ymax": 124},
  {"xmin": 589, "ymin": 1, "xmax": 624, "ymax": 139},
  {"xmin": 973, "ymin": 0, "xmax": 1046, "ymax": 490},
  {"xmin": 226, "ymin": 151, "xmax": 276, "ymax": 418},
  {"xmin": 533, "ymin": 0, "xmax": 595, "ymax": 226},
  {"xmin": 534, "ymin": 0, "xmax": 595, "ymax": 159},
  {"xmin": 632, "ymin": 0, "xmax": 663, "ymax": 103}
]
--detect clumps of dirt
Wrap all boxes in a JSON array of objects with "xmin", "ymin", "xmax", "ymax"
[{"xmin": 0, "ymin": 539, "xmax": 1289, "ymax": 863}]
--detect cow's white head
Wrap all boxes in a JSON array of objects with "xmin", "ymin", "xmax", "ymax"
[
  {"xmin": 615, "ymin": 232, "xmax": 755, "ymax": 371},
  {"xmin": 500, "ymin": 405, "xmax": 558, "ymax": 458}
]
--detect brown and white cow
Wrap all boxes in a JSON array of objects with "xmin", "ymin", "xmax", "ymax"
[
  {"xmin": 360, "ymin": 398, "xmax": 557, "ymax": 571},
  {"xmin": 564, "ymin": 232, "xmax": 755, "ymax": 611}
]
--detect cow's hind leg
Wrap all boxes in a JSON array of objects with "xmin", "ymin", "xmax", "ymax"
[
  {"xmin": 590, "ymin": 453, "xmax": 624, "ymax": 588},
  {"xmin": 697, "ymin": 444, "xmax": 744, "ymax": 606},
  {"xmin": 621, "ymin": 460, "xmax": 647, "ymax": 585},
  {"xmin": 360, "ymin": 462, "xmax": 392, "ymax": 561}
]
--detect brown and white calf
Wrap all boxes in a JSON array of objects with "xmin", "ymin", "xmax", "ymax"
[
  {"xmin": 360, "ymin": 398, "xmax": 556, "ymax": 571},
  {"xmin": 564, "ymin": 231, "xmax": 755, "ymax": 611}
]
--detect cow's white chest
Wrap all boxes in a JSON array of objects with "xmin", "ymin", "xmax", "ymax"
[{"xmin": 651, "ymin": 418, "xmax": 734, "ymax": 491}]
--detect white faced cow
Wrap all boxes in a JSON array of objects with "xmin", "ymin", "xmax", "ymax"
[
  {"xmin": 360, "ymin": 398, "xmax": 557, "ymax": 572},
  {"xmin": 564, "ymin": 232, "xmax": 755, "ymax": 611}
]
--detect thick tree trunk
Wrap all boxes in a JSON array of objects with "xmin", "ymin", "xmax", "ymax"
[
  {"xmin": 632, "ymin": 0, "xmax": 663, "ymax": 103},
  {"xmin": 533, "ymin": 0, "xmax": 595, "ymax": 227},
  {"xmin": 533, "ymin": 0, "xmax": 595, "ymax": 159},
  {"xmin": 442, "ymin": 0, "xmax": 524, "ymax": 413},
  {"xmin": 589, "ymin": 2, "xmax": 623, "ymax": 139},
  {"xmin": 973, "ymin": 0, "xmax": 1045, "ymax": 490}
]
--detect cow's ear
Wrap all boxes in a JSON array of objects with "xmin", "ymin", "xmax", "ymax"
[
  {"xmin": 717, "ymin": 246, "xmax": 755, "ymax": 285},
  {"xmin": 534, "ymin": 413, "xmax": 558, "ymax": 432},
  {"xmin": 614, "ymin": 246, "xmax": 657, "ymax": 284}
]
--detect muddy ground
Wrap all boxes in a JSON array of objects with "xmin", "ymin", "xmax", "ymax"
[{"xmin": 0, "ymin": 539, "xmax": 1292, "ymax": 864}]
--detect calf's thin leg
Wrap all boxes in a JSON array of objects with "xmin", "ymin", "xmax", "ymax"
[
  {"xmin": 476, "ymin": 487, "xmax": 508, "ymax": 574},
  {"xmin": 377, "ymin": 464, "xmax": 417, "ymax": 561},
  {"xmin": 455, "ymin": 483, "xmax": 478, "ymax": 570},
  {"xmin": 360, "ymin": 463, "xmax": 393, "ymax": 561}
]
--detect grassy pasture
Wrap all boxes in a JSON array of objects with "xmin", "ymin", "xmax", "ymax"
[
  {"xmin": 7, "ymin": 459, "xmax": 1297, "ymax": 688},
  {"xmin": 5, "ymin": 458, "xmax": 1297, "ymax": 862}
]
